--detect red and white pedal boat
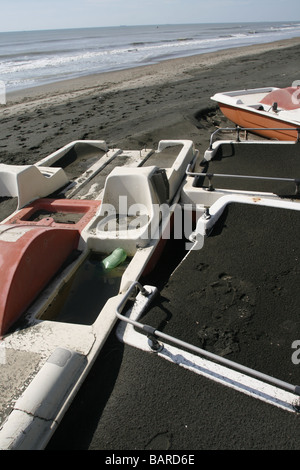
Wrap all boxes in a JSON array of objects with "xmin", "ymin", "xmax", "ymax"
[{"xmin": 211, "ymin": 86, "xmax": 300, "ymax": 141}]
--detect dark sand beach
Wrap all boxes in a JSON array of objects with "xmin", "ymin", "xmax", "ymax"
[
  {"xmin": 1, "ymin": 38, "xmax": 300, "ymax": 451},
  {"xmin": 2, "ymin": 37, "xmax": 300, "ymax": 170}
]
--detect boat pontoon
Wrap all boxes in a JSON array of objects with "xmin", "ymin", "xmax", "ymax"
[{"xmin": 0, "ymin": 138, "xmax": 197, "ymax": 449}]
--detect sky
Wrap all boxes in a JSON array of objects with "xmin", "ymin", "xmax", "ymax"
[{"xmin": 0, "ymin": 0, "xmax": 300, "ymax": 32}]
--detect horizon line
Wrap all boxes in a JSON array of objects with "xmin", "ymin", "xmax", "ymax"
[{"xmin": 1, "ymin": 19, "xmax": 300, "ymax": 35}]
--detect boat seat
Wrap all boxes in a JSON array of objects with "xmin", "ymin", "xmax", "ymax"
[
  {"xmin": 5, "ymin": 198, "xmax": 100, "ymax": 232},
  {"xmin": 85, "ymin": 165, "xmax": 169, "ymax": 254},
  {"xmin": 0, "ymin": 163, "xmax": 69, "ymax": 209}
]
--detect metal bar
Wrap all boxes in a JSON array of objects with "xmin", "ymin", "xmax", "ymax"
[
  {"xmin": 186, "ymin": 164, "xmax": 300, "ymax": 195},
  {"xmin": 186, "ymin": 163, "xmax": 299, "ymax": 183},
  {"xmin": 187, "ymin": 169, "xmax": 297, "ymax": 183},
  {"xmin": 116, "ymin": 282, "xmax": 300, "ymax": 396},
  {"xmin": 208, "ymin": 126, "xmax": 300, "ymax": 149}
]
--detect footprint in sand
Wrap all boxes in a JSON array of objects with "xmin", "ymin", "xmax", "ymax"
[
  {"xmin": 196, "ymin": 272, "xmax": 257, "ymax": 356},
  {"xmin": 145, "ymin": 431, "xmax": 172, "ymax": 450}
]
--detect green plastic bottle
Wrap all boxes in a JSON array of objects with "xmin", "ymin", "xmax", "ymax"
[{"xmin": 101, "ymin": 247, "xmax": 127, "ymax": 271}]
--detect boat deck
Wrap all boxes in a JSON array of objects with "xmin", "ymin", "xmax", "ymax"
[
  {"xmin": 194, "ymin": 141, "xmax": 300, "ymax": 197},
  {"xmin": 47, "ymin": 200, "xmax": 300, "ymax": 450},
  {"xmin": 2, "ymin": 135, "xmax": 300, "ymax": 450}
]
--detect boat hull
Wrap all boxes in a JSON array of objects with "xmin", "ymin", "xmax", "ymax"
[{"xmin": 218, "ymin": 103, "xmax": 299, "ymax": 141}]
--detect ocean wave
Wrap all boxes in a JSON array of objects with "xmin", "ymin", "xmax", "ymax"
[
  {"xmin": 218, "ymin": 33, "xmax": 250, "ymax": 38},
  {"xmin": 0, "ymin": 30, "xmax": 286, "ymax": 78},
  {"xmin": 2, "ymin": 22, "xmax": 300, "ymax": 91},
  {"xmin": 0, "ymin": 48, "xmax": 80, "ymax": 61}
]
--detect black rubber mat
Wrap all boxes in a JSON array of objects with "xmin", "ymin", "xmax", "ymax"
[
  {"xmin": 194, "ymin": 142, "xmax": 300, "ymax": 197},
  {"xmin": 141, "ymin": 202, "xmax": 300, "ymax": 385}
]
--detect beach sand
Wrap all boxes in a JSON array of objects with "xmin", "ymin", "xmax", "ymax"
[
  {"xmin": 1, "ymin": 37, "xmax": 300, "ymax": 171},
  {"xmin": 2, "ymin": 37, "xmax": 300, "ymax": 451}
]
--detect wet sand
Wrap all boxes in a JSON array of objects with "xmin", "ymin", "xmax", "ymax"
[
  {"xmin": 1, "ymin": 37, "xmax": 300, "ymax": 451},
  {"xmin": 1, "ymin": 37, "xmax": 300, "ymax": 171}
]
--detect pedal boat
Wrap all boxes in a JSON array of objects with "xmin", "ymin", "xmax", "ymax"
[
  {"xmin": 211, "ymin": 86, "xmax": 300, "ymax": 141},
  {"xmin": 45, "ymin": 131, "xmax": 300, "ymax": 450},
  {"xmin": 111, "ymin": 132, "xmax": 300, "ymax": 448},
  {"xmin": 0, "ymin": 138, "xmax": 197, "ymax": 450}
]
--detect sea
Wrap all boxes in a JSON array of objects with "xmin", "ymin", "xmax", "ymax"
[{"xmin": 1, "ymin": 21, "xmax": 300, "ymax": 93}]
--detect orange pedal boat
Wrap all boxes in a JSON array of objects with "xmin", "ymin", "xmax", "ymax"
[{"xmin": 211, "ymin": 86, "xmax": 300, "ymax": 141}]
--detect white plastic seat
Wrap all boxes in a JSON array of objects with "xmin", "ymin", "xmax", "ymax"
[
  {"xmin": 0, "ymin": 164, "xmax": 69, "ymax": 209},
  {"xmin": 86, "ymin": 165, "xmax": 169, "ymax": 254}
]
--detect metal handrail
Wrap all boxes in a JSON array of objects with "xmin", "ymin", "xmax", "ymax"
[
  {"xmin": 116, "ymin": 282, "xmax": 300, "ymax": 397},
  {"xmin": 208, "ymin": 126, "xmax": 300, "ymax": 148},
  {"xmin": 186, "ymin": 163, "xmax": 300, "ymax": 194}
]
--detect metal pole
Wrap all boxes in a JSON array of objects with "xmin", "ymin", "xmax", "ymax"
[{"xmin": 116, "ymin": 282, "xmax": 300, "ymax": 396}]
